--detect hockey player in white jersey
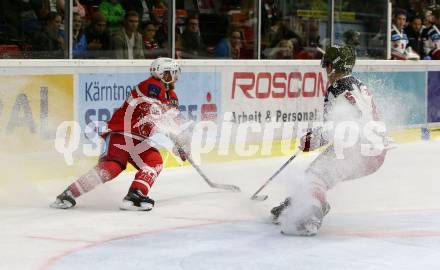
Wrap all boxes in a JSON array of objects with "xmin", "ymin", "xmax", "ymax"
[{"xmin": 271, "ymin": 45, "xmax": 389, "ymax": 236}]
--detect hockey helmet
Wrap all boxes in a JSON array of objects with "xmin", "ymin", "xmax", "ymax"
[
  {"xmin": 321, "ymin": 45, "xmax": 356, "ymax": 73},
  {"xmin": 150, "ymin": 57, "xmax": 181, "ymax": 83}
]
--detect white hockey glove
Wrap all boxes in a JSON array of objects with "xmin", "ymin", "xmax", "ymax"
[{"xmin": 171, "ymin": 132, "xmax": 192, "ymax": 162}]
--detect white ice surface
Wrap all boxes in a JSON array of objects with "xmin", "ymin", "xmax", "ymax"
[{"xmin": 1, "ymin": 141, "xmax": 440, "ymax": 270}]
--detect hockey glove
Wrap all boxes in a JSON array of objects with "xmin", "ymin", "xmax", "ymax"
[
  {"xmin": 171, "ymin": 134, "xmax": 191, "ymax": 162},
  {"xmin": 300, "ymin": 129, "xmax": 326, "ymax": 152},
  {"xmin": 176, "ymin": 147, "xmax": 188, "ymax": 162}
]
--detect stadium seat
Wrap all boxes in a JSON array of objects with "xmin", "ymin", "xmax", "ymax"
[{"xmin": 0, "ymin": 45, "xmax": 21, "ymax": 59}]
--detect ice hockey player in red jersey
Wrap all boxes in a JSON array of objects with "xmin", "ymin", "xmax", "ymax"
[
  {"xmin": 51, "ymin": 57, "xmax": 188, "ymax": 211},
  {"xmin": 271, "ymin": 45, "xmax": 390, "ymax": 236}
]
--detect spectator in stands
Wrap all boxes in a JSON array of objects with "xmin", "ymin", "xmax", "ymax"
[
  {"xmin": 267, "ymin": 18, "xmax": 302, "ymax": 48},
  {"xmin": 422, "ymin": 6, "xmax": 440, "ymax": 60},
  {"xmin": 73, "ymin": 12, "xmax": 87, "ymax": 58},
  {"xmin": 149, "ymin": 0, "xmax": 168, "ymax": 48},
  {"xmin": 86, "ymin": 12, "xmax": 111, "ymax": 58},
  {"xmin": 191, "ymin": 0, "xmax": 220, "ymax": 14},
  {"xmin": 276, "ymin": 39, "xmax": 294, "ymax": 59},
  {"xmin": 99, "ymin": 0, "xmax": 126, "ymax": 34},
  {"xmin": 19, "ymin": 0, "xmax": 42, "ymax": 40},
  {"xmin": 261, "ymin": 0, "xmax": 281, "ymax": 37},
  {"xmin": 343, "ymin": 29, "xmax": 361, "ymax": 56},
  {"xmin": 73, "ymin": 0, "xmax": 87, "ymax": 19},
  {"xmin": 343, "ymin": 29, "xmax": 360, "ymax": 48},
  {"xmin": 32, "ymin": 11, "xmax": 65, "ymax": 59},
  {"xmin": 391, "ymin": 9, "xmax": 419, "ymax": 60},
  {"xmin": 120, "ymin": 0, "xmax": 167, "ymax": 46},
  {"xmin": 0, "ymin": 0, "xmax": 21, "ymax": 42},
  {"xmin": 181, "ymin": 14, "xmax": 206, "ymax": 58},
  {"xmin": 111, "ymin": 10, "xmax": 144, "ymax": 59},
  {"xmin": 407, "ymin": 0, "xmax": 429, "ymax": 22},
  {"xmin": 56, "ymin": 0, "xmax": 65, "ymax": 17},
  {"xmin": 214, "ymin": 28, "xmax": 242, "ymax": 59},
  {"xmin": 266, "ymin": 39, "xmax": 294, "ymax": 59},
  {"xmin": 37, "ymin": 0, "xmax": 59, "ymax": 20},
  {"xmin": 406, "ymin": 16, "xmax": 424, "ymax": 58},
  {"xmin": 142, "ymin": 21, "xmax": 161, "ymax": 59},
  {"xmin": 121, "ymin": 0, "xmax": 151, "ymax": 23},
  {"xmin": 175, "ymin": 27, "xmax": 183, "ymax": 59},
  {"xmin": 422, "ymin": 5, "xmax": 436, "ymax": 28}
]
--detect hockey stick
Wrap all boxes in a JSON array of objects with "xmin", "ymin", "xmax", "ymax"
[
  {"xmin": 169, "ymin": 136, "xmax": 241, "ymax": 192},
  {"xmin": 250, "ymin": 149, "xmax": 301, "ymax": 201},
  {"xmin": 185, "ymin": 155, "xmax": 241, "ymax": 192}
]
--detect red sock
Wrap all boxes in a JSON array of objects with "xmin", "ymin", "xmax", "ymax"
[
  {"xmin": 129, "ymin": 166, "xmax": 160, "ymax": 196},
  {"xmin": 310, "ymin": 180, "xmax": 328, "ymax": 206},
  {"xmin": 68, "ymin": 161, "xmax": 123, "ymax": 198}
]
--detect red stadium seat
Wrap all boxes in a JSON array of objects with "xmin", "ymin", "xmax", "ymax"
[{"xmin": 0, "ymin": 45, "xmax": 21, "ymax": 59}]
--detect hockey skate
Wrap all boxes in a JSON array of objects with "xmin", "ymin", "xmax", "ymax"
[
  {"xmin": 119, "ymin": 189, "xmax": 155, "ymax": 211},
  {"xmin": 50, "ymin": 189, "xmax": 76, "ymax": 209},
  {"xmin": 270, "ymin": 197, "xmax": 291, "ymax": 225},
  {"xmin": 281, "ymin": 201, "xmax": 331, "ymax": 236}
]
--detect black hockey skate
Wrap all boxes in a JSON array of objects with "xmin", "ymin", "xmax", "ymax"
[
  {"xmin": 50, "ymin": 189, "xmax": 76, "ymax": 209},
  {"xmin": 270, "ymin": 197, "xmax": 291, "ymax": 224},
  {"xmin": 120, "ymin": 189, "xmax": 155, "ymax": 211}
]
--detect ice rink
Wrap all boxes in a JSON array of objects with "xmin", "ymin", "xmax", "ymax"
[{"xmin": 1, "ymin": 140, "xmax": 440, "ymax": 270}]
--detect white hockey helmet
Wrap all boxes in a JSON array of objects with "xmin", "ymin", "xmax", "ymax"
[{"xmin": 150, "ymin": 57, "xmax": 181, "ymax": 83}]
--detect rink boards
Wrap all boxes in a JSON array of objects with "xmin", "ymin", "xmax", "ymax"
[{"xmin": 0, "ymin": 60, "xmax": 439, "ymax": 181}]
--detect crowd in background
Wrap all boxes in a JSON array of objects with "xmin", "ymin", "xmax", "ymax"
[
  {"xmin": 0, "ymin": 0, "xmax": 172, "ymax": 59},
  {"xmin": 390, "ymin": 0, "xmax": 440, "ymax": 60},
  {"xmin": 0, "ymin": 0, "xmax": 439, "ymax": 60}
]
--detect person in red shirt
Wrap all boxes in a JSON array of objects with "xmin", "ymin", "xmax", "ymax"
[{"xmin": 51, "ymin": 57, "xmax": 188, "ymax": 211}]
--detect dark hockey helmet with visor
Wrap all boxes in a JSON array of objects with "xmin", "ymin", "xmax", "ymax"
[{"xmin": 321, "ymin": 45, "xmax": 356, "ymax": 73}]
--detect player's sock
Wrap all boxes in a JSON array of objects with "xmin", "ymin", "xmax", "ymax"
[
  {"xmin": 119, "ymin": 166, "xmax": 159, "ymax": 211},
  {"xmin": 128, "ymin": 166, "xmax": 158, "ymax": 197},
  {"xmin": 67, "ymin": 161, "xmax": 123, "ymax": 198},
  {"xmin": 50, "ymin": 161, "xmax": 123, "ymax": 209}
]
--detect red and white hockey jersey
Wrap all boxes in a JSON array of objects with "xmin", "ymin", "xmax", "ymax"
[{"xmin": 105, "ymin": 77, "xmax": 179, "ymax": 139}]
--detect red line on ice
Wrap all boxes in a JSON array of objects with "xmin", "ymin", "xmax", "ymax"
[{"xmin": 38, "ymin": 220, "xmax": 227, "ymax": 270}]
